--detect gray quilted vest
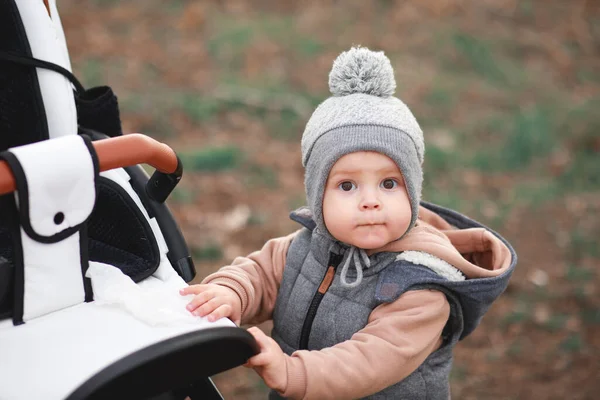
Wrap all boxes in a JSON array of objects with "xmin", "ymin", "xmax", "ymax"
[{"xmin": 270, "ymin": 202, "xmax": 516, "ymax": 400}]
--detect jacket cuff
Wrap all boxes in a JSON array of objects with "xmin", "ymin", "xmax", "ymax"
[
  {"xmin": 280, "ymin": 353, "xmax": 307, "ymax": 400},
  {"xmin": 201, "ymin": 277, "xmax": 248, "ymax": 315}
]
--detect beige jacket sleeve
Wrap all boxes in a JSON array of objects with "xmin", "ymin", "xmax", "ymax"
[
  {"xmin": 280, "ymin": 289, "xmax": 450, "ymax": 400},
  {"xmin": 201, "ymin": 231, "xmax": 299, "ymax": 325}
]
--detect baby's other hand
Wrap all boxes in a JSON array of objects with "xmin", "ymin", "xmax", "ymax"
[
  {"xmin": 180, "ymin": 284, "xmax": 242, "ymax": 325},
  {"xmin": 244, "ymin": 327, "xmax": 288, "ymax": 394}
]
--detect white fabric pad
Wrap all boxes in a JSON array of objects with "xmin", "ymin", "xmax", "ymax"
[
  {"xmin": 9, "ymin": 135, "xmax": 96, "ymax": 321},
  {"xmin": 10, "ymin": 135, "xmax": 95, "ymax": 237},
  {"xmin": 87, "ymin": 261, "xmax": 200, "ymax": 326}
]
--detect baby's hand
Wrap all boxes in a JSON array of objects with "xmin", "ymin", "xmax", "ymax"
[
  {"xmin": 244, "ymin": 327, "xmax": 288, "ymax": 394},
  {"xmin": 179, "ymin": 284, "xmax": 242, "ymax": 325}
]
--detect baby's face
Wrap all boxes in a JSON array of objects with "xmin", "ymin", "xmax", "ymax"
[{"xmin": 322, "ymin": 151, "xmax": 411, "ymax": 250}]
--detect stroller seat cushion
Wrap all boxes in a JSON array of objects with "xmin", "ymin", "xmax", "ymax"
[{"xmin": 0, "ymin": 295, "xmax": 233, "ymax": 400}]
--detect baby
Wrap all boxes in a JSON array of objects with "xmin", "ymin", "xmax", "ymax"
[{"xmin": 181, "ymin": 47, "xmax": 516, "ymax": 399}]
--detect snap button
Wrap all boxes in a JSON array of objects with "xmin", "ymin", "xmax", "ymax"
[{"xmin": 54, "ymin": 212, "xmax": 65, "ymax": 225}]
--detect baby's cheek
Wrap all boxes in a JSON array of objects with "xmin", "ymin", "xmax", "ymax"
[{"xmin": 324, "ymin": 208, "xmax": 352, "ymax": 237}]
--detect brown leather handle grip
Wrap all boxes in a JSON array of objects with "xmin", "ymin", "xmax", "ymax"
[{"xmin": 0, "ymin": 134, "xmax": 179, "ymax": 195}]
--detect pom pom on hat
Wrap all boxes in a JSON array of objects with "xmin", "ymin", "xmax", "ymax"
[{"xmin": 328, "ymin": 46, "xmax": 396, "ymax": 98}]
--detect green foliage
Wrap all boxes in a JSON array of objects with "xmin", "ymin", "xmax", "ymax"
[
  {"xmin": 245, "ymin": 163, "xmax": 279, "ymax": 188},
  {"xmin": 79, "ymin": 59, "xmax": 104, "ymax": 87},
  {"xmin": 506, "ymin": 339, "xmax": 523, "ymax": 357},
  {"xmin": 558, "ymin": 148, "xmax": 600, "ymax": 192},
  {"xmin": 423, "ymin": 145, "xmax": 455, "ymax": 174},
  {"xmin": 181, "ymin": 146, "xmax": 243, "ymax": 172},
  {"xmin": 169, "ymin": 187, "xmax": 196, "ymax": 204},
  {"xmin": 453, "ymin": 34, "xmax": 506, "ymax": 84},
  {"xmin": 470, "ymin": 106, "xmax": 553, "ymax": 171},
  {"xmin": 422, "ymin": 185, "xmax": 465, "ymax": 213},
  {"xmin": 502, "ymin": 309, "xmax": 530, "ymax": 326},
  {"xmin": 296, "ymin": 37, "xmax": 324, "ymax": 57},
  {"xmin": 267, "ymin": 109, "xmax": 303, "ymax": 141},
  {"xmin": 425, "ymin": 86, "xmax": 453, "ymax": 108},
  {"xmin": 568, "ymin": 228, "xmax": 600, "ymax": 260},
  {"xmin": 247, "ymin": 212, "xmax": 268, "ymax": 226},
  {"xmin": 542, "ymin": 314, "xmax": 569, "ymax": 332},
  {"xmin": 580, "ymin": 308, "xmax": 600, "ymax": 325},
  {"xmin": 178, "ymin": 94, "xmax": 221, "ymax": 123},
  {"xmin": 288, "ymin": 194, "xmax": 307, "ymax": 211},
  {"xmin": 560, "ymin": 334, "xmax": 584, "ymax": 353},
  {"xmin": 206, "ymin": 13, "xmax": 323, "ymax": 66},
  {"xmin": 565, "ymin": 265, "xmax": 595, "ymax": 282},
  {"xmin": 450, "ymin": 365, "xmax": 467, "ymax": 382},
  {"xmin": 192, "ymin": 243, "xmax": 223, "ymax": 262}
]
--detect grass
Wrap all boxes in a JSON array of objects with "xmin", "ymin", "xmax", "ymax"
[
  {"xmin": 180, "ymin": 146, "xmax": 243, "ymax": 172},
  {"xmin": 169, "ymin": 187, "xmax": 196, "ymax": 204},
  {"xmin": 468, "ymin": 106, "xmax": 554, "ymax": 172},
  {"xmin": 78, "ymin": 58, "xmax": 105, "ymax": 88},
  {"xmin": 452, "ymin": 34, "xmax": 507, "ymax": 84},
  {"xmin": 506, "ymin": 339, "xmax": 524, "ymax": 358},
  {"xmin": 502, "ymin": 308, "xmax": 530, "ymax": 327},
  {"xmin": 177, "ymin": 94, "xmax": 222, "ymax": 123},
  {"xmin": 205, "ymin": 12, "xmax": 324, "ymax": 73},
  {"xmin": 565, "ymin": 265, "xmax": 595, "ymax": 282},
  {"xmin": 542, "ymin": 314, "xmax": 569, "ymax": 332},
  {"xmin": 450, "ymin": 365, "xmax": 467, "ymax": 382},
  {"xmin": 245, "ymin": 164, "xmax": 279, "ymax": 189},
  {"xmin": 192, "ymin": 243, "xmax": 224, "ymax": 262},
  {"xmin": 580, "ymin": 308, "xmax": 600, "ymax": 325},
  {"xmin": 247, "ymin": 211, "xmax": 268, "ymax": 226},
  {"xmin": 568, "ymin": 228, "xmax": 600, "ymax": 261},
  {"xmin": 559, "ymin": 334, "xmax": 584, "ymax": 353}
]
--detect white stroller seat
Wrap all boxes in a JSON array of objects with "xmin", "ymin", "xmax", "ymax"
[
  {"xmin": 0, "ymin": 134, "xmax": 258, "ymax": 400},
  {"xmin": 0, "ymin": 1, "xmax": 258, "ymax": 398},
  {"xmin": 0, "ymin": 290, "xmax": 233, "ymax": 399}
]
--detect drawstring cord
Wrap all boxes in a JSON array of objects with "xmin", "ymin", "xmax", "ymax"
[{"xmin": 339, "ymin": 245, "xmax": 371, "ymax": 288}]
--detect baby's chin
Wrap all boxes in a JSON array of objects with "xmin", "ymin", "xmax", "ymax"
[{"xmin": 345, "ymin": 231, "xmax": 392, "ymax": 250}]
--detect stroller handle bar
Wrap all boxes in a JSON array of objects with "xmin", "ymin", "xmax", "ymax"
[{"xmin": 0, "ymin": 134, "xmax": 182, "ymax": 199}]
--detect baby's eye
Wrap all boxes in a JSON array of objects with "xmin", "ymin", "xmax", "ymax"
[
  {"xmin": 381, "ymin": 179, "xmax": 398, "ymax": 190},
  {"xmin": 338, "ymin": 181, "xmax": 356, "ymax": 191}
]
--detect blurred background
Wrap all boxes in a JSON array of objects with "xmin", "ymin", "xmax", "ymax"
[{"xmin": 59, "ymin": 0, "xmax": 599, "ymax": 398}]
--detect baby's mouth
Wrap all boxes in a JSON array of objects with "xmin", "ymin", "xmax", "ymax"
[{"xmin": 357, "ymin": 222, "xmax": 385, "ymax": 227}]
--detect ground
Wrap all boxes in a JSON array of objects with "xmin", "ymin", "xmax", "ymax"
[{"xmin": 59, "ymin": 1, "xmax": 599, "ymax": 398}]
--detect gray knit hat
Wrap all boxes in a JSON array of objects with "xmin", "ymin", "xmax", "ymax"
[{"xmin": 302, "ymin": 46, "xmax": 425, "ymax": 242}]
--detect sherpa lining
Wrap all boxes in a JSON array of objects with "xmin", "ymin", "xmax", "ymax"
[{"xmin": 396, "ymin": 251, "xmax": 465, "ymax": 282}]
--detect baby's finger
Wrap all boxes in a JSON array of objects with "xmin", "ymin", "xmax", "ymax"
[
  {"xmin": 180, "ymin": 285, "xmax": 209, "ymax": 296},
  {"xmin": 247, "ymin": 327, "xmax": 270, "ymax": 349},
  {"xmin": 246, "ymin": 352, "xmax": 270, "ymax": 367},
  {"xmin": 191, "ymin": 296, "xmax": 222, "ymax": 316},
  {"xmin": 186, "ymin": 291, "xmax": 216, "ymax": 313},
  {"xmin": 205, "ymin": 304, "xmax": 232, "ymax": 322}
]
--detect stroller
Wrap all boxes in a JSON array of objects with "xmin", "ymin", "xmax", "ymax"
[{"xmin": 0, "ymin": 1, "xmax": 258, "ymax": 399}]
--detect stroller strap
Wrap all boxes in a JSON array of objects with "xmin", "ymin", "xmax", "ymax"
[
  {"xmin": 0, "ymin": 135, "xmax": 98, "ymax": 324},
  {"xmin": 0, "ymin": 50, "xmax": 85, "ymax": 95},
  {"xmin": 1, "ymin": 50, "xmax": 124, "ymax": 138}
]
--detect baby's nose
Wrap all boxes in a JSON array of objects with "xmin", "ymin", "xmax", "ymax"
[
  {"xmin": 362, "ymin": 202, "xmax": 380, "ymax": 209},
  {"xmin": 360, "ymin": 194, "xmax": 381, "ymax": 210}
]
